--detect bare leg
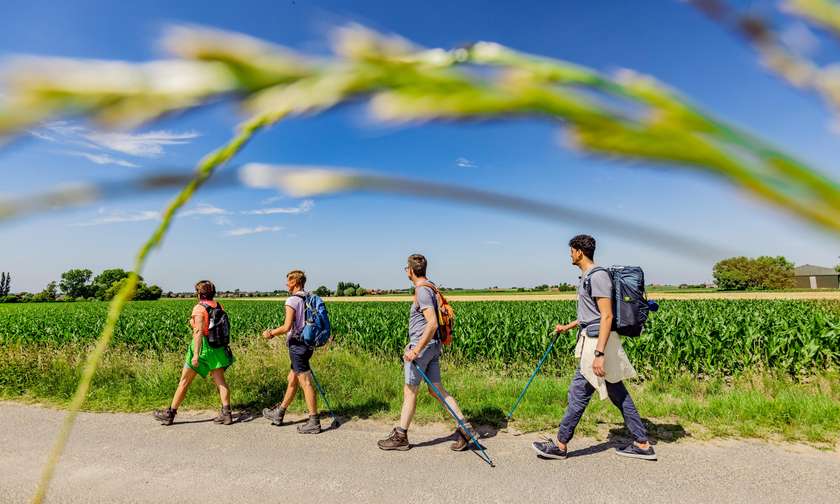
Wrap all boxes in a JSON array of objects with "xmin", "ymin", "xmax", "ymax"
[
  {"xmin": 280, "ymin": 370, "xmax": 299, "ymax": 409},
  {"xmin": 399, "ymin": 384, "xmax": 420, "ymax": 430},
  {"xmin": 431, "ymin": 382, "xmax": 466, "ymax": 425},
  {"xmin": 210, "ymin": 369, "xmax": 230, "ymax": 407},
  {"xmin": 297, "ymin": 371, "xmax": 319, "ymax": 416},
  {"xmin": 170, "ymin": 367, "xmax": 197, "ymax": 410}
]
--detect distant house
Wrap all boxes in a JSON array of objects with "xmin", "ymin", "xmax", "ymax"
[{"xmin": 793, "ymin": 265, "xmax": 839, "ymax": 289}]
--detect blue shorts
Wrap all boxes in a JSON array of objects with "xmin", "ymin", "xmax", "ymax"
[
  {"xmin": 288, "ymin": 339, "xmax": 313, "ymax": 374},
  {"xmin": 404, "ymin": 342, "xmax": 441, "ymax": 386}
]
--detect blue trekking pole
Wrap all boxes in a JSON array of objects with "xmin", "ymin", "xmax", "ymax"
[
  {"xmin": 309, "ymin": 366, "xmax": 340, "ymax": 429},
  {"xmin": 411, "ymin": 361, "xmax": 495, "ymax": 468},
  {"xmin": 506, "ymin": 330, "xmax": 561, "ymax": 421}
]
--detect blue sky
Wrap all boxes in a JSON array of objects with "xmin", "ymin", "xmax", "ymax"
[{"xmin": 2, "ymin": 0, "xmax": 840, "ymax": 292}]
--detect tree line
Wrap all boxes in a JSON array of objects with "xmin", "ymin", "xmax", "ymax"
[{"xmin": 0, "ymin": 268, "xmax": 162, "ymax": 303}]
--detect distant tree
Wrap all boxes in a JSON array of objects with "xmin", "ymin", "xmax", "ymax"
[
  {"xmin": 135, "ymin": 283, "xmax": 163, "ymax": 301},
  {"xmin": 92, "ymin": 268, "xmax": 131, "ymax": 299},
  {"xmin": 343, "ymin": 287, "xmax": 356, "ymax": 297},
  {"xmin": 33, "ymin": 281, "xmax": 58, "ymax": 302},
  {"xmin": 534, "ymin": 284, "xmax": 549, "ymax": 291},
  {"xmin": 59, "ymin": 269, "xmax": 93, "ymax": 298},
  {"xmin": 0, "ymin": 272, "xmax": 10, "ymax": 296},
  {"xmin": 104, "ymin": 278, "xmax": 163, "ymax": 301},
  {"xmin": 314, "ymin": 285, "xmax": 332, "ymax": 297},
  {"xmin": 355, "ymin": 287, "xmax": 367, "ymax": 296},
  {"xmin": 836, "ymin": 264, "xmax": 840, "ymax": 273},
  {"xmin": 713, "ymin": 256, "xmax": 794, "ymax": 290}
]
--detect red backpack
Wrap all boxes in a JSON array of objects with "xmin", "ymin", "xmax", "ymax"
[{"xmin": 414, "ymin": 282, "xmax": 454, "ymax": 345}]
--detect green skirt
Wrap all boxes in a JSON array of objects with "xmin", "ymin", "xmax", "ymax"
[{"xmin": 184, "ymin": 337, "xmax": 234, "ymax": 378}]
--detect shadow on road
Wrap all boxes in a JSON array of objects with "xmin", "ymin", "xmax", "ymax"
[{"xmin": 566, "ymin": 418, "xmax": 689, "ymax": 458}]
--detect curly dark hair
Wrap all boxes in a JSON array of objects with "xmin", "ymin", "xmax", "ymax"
[{"xmin": 568, "ymin": 234, "xmax": 596, "ymax": 260}]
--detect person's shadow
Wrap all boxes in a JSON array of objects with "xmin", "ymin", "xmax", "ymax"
[{"xmin": 565, "ymin": 418, "xmax": 689, "ymax": 458}]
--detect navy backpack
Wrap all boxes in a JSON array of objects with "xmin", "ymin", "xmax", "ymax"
[{"xmin": 584, "ymin": 266, "xmax": 659, "ymax": 337}]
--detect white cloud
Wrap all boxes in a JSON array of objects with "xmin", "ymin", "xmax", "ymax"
[
  {"xmin": 29, "ymin": 121, "xmax": 199, "ymax": 159},
  {"xmin": 63, "ymin": 150, "xmax": 140, "ymax": 168},
  {"xmin": 74, "ymin": 209, "xmax": 161, "ymax": 226},
  {"xmin": 83, "ymin": 130, "xmax": 199, "ymax": 157},
  {"xmin": 456, "ymin": 157, "xmax": 477, "ymax": 168},
  {"xmin": 181, "ymin": 203, "xmax": 230, "ymax": 217},
  {"xmin": 242, "ymin": 199, "xmax": 314, "ymax": 215},
  {"xmin": 226, "ymin": 225, "xmax": 282, "ymax": 237}
]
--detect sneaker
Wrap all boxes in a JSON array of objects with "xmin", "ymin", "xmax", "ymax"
[
  {"xmin": 153, "ymin": 407, "xmax": 176, "ymax": 426},
  {"xmin": 296, "ymin": 415, "xmax": 321, "ymax": 434},
  {"xmin": 531, "ymin": 436, "xmax": 567, "ymax": 460},
  {"xmin": 213, "ymin": 406, "xmax": 233, "ymax": 425},
  {"xmin": 450, "ymin": 423, "xmax": 483, "ymax": 452},
  {"xmin": 262, "ymin": 405, "xmax": 286, "ymax": 426},
  {"xmin": 377, "ymin": 428, "xmax": 410, "ymax": 451},
  {"xmin": 615, "ymin": 443, "xmax": 657, "ymax": 461}
]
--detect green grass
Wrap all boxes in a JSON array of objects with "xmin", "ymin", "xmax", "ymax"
[{"xmin": 3, "ymin": 342, "xmax": 839, "ymax": 446}]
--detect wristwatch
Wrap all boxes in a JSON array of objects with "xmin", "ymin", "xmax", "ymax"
[{"xmin": 594, "ymin": 350, "xmax": 605, "ymax": 357}]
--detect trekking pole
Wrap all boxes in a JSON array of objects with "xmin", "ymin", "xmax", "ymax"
[
  {"xmin": 411, "ymin": 361, "xmax": 496, "ymax": 468},
  {"xmin": 506, "ymin": 330, "xmax": 561, "ymax": 421},
  {"xmin": 309, "ymin": 366, "xmax": 340, "ymax": 429}
]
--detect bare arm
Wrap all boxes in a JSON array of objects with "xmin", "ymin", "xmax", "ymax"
[
  {"xmin": 592, "ymin": 296, "xmax": 614, "ymax": 377},
  {"xmin": 556, "ymin": 319, "xmax": 580, "ymax": 333},
  {"xmin": 263, "ymin": 305, "xmax": 296, "ymax": 339},
  {"xmin": 191, "ymin": 312, "xmax": 204, "ymax": 365}
]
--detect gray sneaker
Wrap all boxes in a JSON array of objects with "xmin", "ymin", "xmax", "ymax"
[
  {"xmin": 297, "ymin": 415, "xmax": 321, "ymax": 434},
  {"xmin": 262, "ymin": 405, "xmax": 286, "ymax": 426},
  {"xmin": 615, "ymin": 443, "xmax": 657, "ymax": 461}
]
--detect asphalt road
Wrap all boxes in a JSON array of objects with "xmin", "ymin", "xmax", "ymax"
[{"xmin": 2, "ymin": 403, "xmax": 839, "ymax": 504}]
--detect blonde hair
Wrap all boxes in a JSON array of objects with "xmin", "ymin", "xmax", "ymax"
[{"xmin": 287, "ymin": 270, "xmax": 306, "ymax": 289}]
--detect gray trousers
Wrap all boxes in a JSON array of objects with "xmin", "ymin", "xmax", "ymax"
[{"xmin": 557, "ymin": 368, "xmax": 648, "ymax": 444}]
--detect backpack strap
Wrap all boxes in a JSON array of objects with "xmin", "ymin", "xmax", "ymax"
[
  {"xmin": 581, "ymin": 266, "xmax": 609, "ymax": 326},
  {"xmin": 413, "ymin": 281, "xmax": 442, "ymax": 341}
]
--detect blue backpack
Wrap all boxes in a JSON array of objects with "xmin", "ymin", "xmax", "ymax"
[
  {"xmin": 294, "ymin": 293, "xmax": 332, "ymax": 347},
  {"xmin": 584, "ymin": 266, "xmax": 659, "ymax": 337}
]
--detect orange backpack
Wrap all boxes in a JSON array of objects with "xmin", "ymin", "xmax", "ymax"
[{"xmin": 414, "ymin": 282, "xmax": 454, "ymax": 345}]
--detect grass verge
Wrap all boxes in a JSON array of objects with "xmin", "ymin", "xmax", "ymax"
[{"xmin": 2, "ymin": 342, "xmax": 839, "ymax": 446}]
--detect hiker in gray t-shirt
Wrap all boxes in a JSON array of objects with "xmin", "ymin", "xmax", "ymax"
[
  {"xmin": 531, "ymin": 235, "xmax": 656, "ymax": 461},
  {"xmin": 377, "ymin": 253, "xmax": 479, "ymax": 453}
]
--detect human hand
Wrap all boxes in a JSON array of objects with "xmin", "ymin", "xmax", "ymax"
[
  {"xmin": 555, "ymin": 323, "xmax": 570, "ymax": 334},
  {"xmin": 262, "ymin": 329, "xmax": 273, "ymax": 340},
  {"xmin": 191, "ymin": 357, "xmax": 199, "ymax": 368},
  {"xmin": 592, "ymin": 356, "xmax": 605, "ymax": 377},
  {"xmin": 403, "ymin": 348, "xmax": 418, "ymax": 362}
]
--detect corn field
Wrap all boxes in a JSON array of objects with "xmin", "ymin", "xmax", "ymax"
[{"xmin": 2, "ymin": 299, "xmax": 838, "ymax": 377}]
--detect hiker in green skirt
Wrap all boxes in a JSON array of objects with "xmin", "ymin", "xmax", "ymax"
[{"xmin": 153, "ymin": 280, "xmax": 235, "ymax": 426}]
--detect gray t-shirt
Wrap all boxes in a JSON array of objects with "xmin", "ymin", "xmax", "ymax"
[
  {"xmin": 409, "ymin": 284, "xmax": 438, "ymax": 346},
  {"xmin": 577, "ymin": 267, "xmax": 613, "ymax": 327}
]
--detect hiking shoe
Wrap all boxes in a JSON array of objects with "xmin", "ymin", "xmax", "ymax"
[
  {"xmin": 377, "ymin": 428, "xmax": 410, "ymax": 451},
  {"xmin": 213, "ymin": 406, "xmax": 233, "ymax": 425},
  {"xmin": 153, "ymin": 407, "xmax": 176, "ymax": 426},
  {"xmin": 531, "ymin": 437, "xmax": 567, "ymax": 460},
  {"xmin": 296, "ymin": 416, "xmax": 321, "ymax": 434},
  {"xmin": 262, "ymin": 405, "xmax": 286, "ymax": 426},
  {"xmin": 450, "ymin": 423, "xmax": 482, "ymax": 452},
  {"xmin": 615, "ymin": 443, "xmax": 657, "ymax": 461}
]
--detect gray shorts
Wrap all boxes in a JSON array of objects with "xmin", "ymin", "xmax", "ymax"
[{"xmin": 404, "ymin": 342, "xmax": 441, "ymax": 386}]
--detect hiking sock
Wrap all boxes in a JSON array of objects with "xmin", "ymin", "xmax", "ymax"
[{"xmin": 396, "ymin": 427, "xmax": 407, "ymax": 435}]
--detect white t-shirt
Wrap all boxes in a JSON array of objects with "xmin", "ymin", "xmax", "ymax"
[{"xmin": 285, "ymin": 293, "xmax": 306, "ymax": 337}]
